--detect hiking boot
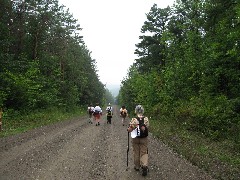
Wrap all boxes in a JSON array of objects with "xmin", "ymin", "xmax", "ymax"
[
  {"xmin": 142, "ymin": 166, "xmax": 148, "ymax": 176},
  {"xmin": 98, "ymin": 122, "xmax": 100, "ymax": 125}
]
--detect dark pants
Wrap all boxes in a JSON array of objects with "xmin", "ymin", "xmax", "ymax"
[{"xmin": 107, "ymin": 116, "xmax": 112, "ymax": 124}]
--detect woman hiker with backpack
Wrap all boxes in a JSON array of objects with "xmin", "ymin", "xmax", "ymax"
[
  {"xmin": 87, "ymin": 104, "xmax": 94, "ymax": 124},
  {"xmin": 127, "ymin": 105, "xmax": 149, "ymax": 176},
  {"xmin": 120, "ymin": 105, "xmax": 128, "ymax": 126},
  {"xmin": 93, "ymin": 103, "xmax": 102, "ymax": 126}
]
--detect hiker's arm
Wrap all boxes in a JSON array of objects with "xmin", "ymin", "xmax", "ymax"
[
  {"xmin": 127, "ymin": 118, "xmax": 138, "ymax": 132},
  {"xmin": 144, "ymin": 117, "xmax": 150, "ymax": 131},
  {"xmin": 144, "ymin": 117, "xmax": 149, "ymax": 128}
]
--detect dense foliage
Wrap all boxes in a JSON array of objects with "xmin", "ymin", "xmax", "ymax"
[
  {"xmin": 118, "ymin": 0, "xmax": 240, "ymax": 143},
  {"xmin": 118, "ymin": 2, "xmax": 240, "ymax": 178},
  {"xmin": 0, "ymin": 0, "xmax": 108, "ymax": 112}
]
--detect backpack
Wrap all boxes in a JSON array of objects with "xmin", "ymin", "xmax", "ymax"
[
  {"xmin": 121, "ymin": 109, "xmax": 127, "ymax": 118},
  {"xmin": 88, "ymin": 108, "xmax": 93, "ymax": 115},
  {"xmin": 107, "ymin": 107, "xmax": 112, "ymax": 116},
  {"xmin": 136, "ymin": 116, "xmax": 148, "ymax": 138}
]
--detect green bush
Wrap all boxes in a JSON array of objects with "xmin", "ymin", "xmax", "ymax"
[
  {"xmin": 0, "ymin": 107, "xmax": 84, "ymax": 138},
  {"xmin": 176, "ymin": 96, "xmax": 239, "ymax": 141}
]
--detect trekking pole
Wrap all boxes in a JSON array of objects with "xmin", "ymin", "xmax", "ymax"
[{"xmin": 126, "ymin": 131, "xmax": 129, "ymax": 171}]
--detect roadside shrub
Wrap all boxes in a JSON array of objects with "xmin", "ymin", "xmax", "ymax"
[{"xmin": 188, "ymin": 95, "xmax": 238, "ymax": 141}]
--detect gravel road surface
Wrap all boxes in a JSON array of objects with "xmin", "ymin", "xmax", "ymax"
[{"xmin": 0, "ymin": 105, "xmax": 214, "ymax": 180}]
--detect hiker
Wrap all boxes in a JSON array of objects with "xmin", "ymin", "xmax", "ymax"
[
  {"xmin": 127, "ymin": 105, "xmax": 149, "ymax": 176},
  {"xmin": 87, "ymin": 104, "xmax": 94, "ymax": 124},
  {"xmin": 120, "ymin": 105, "xmax": 128, "ymax": 126},
  {"xmin": 93, "ymin": 103, "xmax": 102, "ymax": 126},
  {"xmin": 106, "ymin": 103, "xmax": 113, "ymax": 124}
]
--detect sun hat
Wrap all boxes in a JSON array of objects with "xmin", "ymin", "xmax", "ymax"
[{"xmin": 135, "ymin": 105, "xmax": 144, "ymax": 115}]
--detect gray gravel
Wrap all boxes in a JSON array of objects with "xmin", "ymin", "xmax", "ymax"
[{"xmin": 0, "ymin": 106, "xmax": 214, "ymax": 180}]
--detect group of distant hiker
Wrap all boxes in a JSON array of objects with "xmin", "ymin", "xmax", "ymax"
[
  {"xmin": 87, "ymin": 103, "xmax": 149, "ymax": 176},
  {"xmin": 87, "ymin": 103, "xmax": 129, "ymax": 126}
]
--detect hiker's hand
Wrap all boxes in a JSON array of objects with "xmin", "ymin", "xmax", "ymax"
[
  {"xmin": 127, "ymin": 126, "xmax": 134, "ymax": 132},
  {"xmin": 129, "ymin": 124, "xmax": 137, "ymax": 129}
]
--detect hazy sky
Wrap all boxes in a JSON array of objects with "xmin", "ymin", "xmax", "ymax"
[{"xmin": 58, "ymin": 0, "xmax": 175, "ymax": 88}]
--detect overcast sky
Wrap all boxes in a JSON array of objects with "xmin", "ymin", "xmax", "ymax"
[{"xmin": 58, "ymin": 0, "xmax": 175, "ymax": 88}]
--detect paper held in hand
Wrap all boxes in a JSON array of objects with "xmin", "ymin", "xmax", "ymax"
[{"xmin": 130, "ymin": 126, "xmax": 140, "ymax": 138}]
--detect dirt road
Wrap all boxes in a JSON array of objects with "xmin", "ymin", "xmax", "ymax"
[{"xmin": 0, "ymin": 105, "xmax": 214, "ymax": 180}]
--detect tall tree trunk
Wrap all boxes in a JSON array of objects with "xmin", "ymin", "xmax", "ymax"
[{"xmin": 32, "ymin": 30, "xmax": 39, "ymax": 60}]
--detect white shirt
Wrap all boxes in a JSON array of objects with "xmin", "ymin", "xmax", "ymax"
[{"xmin": 94, "ymin": 106, "xmax": 102, "ymax": 113}]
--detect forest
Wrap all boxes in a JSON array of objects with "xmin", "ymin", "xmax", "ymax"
[
  {"xmin": 117, "ymin": 0, "xmax": 240, "ymax": 179},
  {"xmin": 0, "ymin": 0, "xmax": 239, "ymax": 179},
  {"xmin": 0, "ymin": 0, "xmax": 115, "ymax": 112}
]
